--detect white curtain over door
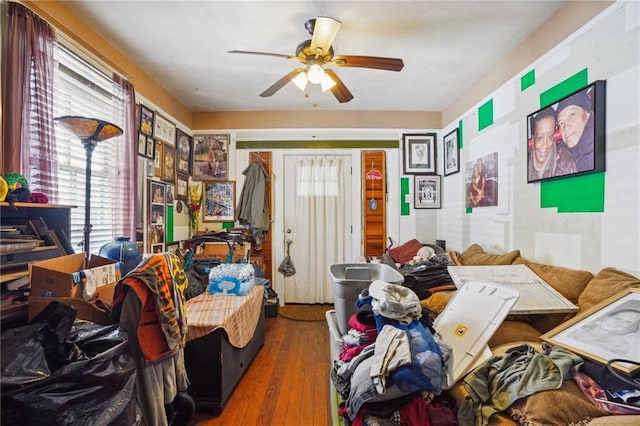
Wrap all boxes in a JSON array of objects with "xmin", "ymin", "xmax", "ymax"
[{"xmin": 285, "ymin": 156, "xmax": 347, "ymax": 303}]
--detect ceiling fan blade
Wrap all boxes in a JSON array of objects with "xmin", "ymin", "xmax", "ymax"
[
  {"xmin": 332, "ymin": 55, "xmax": 404, "ymax": 72},
  {"xmin": 324, "ymin": 69, "xmax": 353, "ymax": 103},
  {"xmin": 310, "ymin": 17, "xmax": 342, "ymax": 57},
  {"xmin": 260, "ymin": 68, "xmax": 305, "ymax": 97},
  {"xmin": 228, "ymin": 50, "xmax": 296, "ymax": 60}
]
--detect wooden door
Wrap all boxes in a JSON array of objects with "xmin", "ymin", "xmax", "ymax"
[{"xmin": 362, "ymin": 151, "xmax": 386, "ymax": 257}]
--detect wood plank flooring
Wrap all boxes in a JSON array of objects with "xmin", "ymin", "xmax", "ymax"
[{"xmin": 189, "ymin": 315, "xmax": 332, "ymax": 426}]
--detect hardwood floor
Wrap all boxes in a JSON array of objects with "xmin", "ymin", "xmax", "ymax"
[{"xmin": 189, "ymin": 315, "xmax": 333, "ymax": 426}]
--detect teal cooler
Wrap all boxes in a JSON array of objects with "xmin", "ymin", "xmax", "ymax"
[{"xmin": 329, "ymin": 263, "xmax": 404, "ymax": 335}]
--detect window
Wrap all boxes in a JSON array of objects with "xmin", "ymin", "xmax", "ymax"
[{"xmin": 50, "ymin": 44, "xmax": 127, "ymax": 254}]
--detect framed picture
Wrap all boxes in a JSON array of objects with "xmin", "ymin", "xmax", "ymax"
[
  {"xmin": 162, "ymin": 143, "xmax": 176, "ymax": 184},
  {"xmin": 541, "ymin": 288, "xmax": 640, "ymax": 375},
  {"xmin": 166, "ymin": 241, "xmax": 180, "ymax": 256},
  {"xmin": 166, "ymin": 184, "xmax": 175, "ymax": 206},
  {"xmin": 151, "ymin": 204, "xmax": 165, "ymax": 224},
  {"xmin": 414, "ymin": 175, "xmax": 441, "ymax": 209},
  {"xmin": 139, "ymin": 104, "xmax": 154, "ymax": 137},
  {"xmin": 176, "ymin": 177, "xmax": 188, "ymax": 201},
  {"xmin": 154, "ymin": 140, "xmax": 163, "ymax": 178},
  {"xmin": 145, "ymin": 136, "xmax": 155, "ymax": 159},
  {"xmin": 443, "ymin": 128, "xmax": 460, "ymax": 176},
  {"xmin": 137, "ymin": 132, "xmax": 147, "ymax": 156},
  {"xmin": 154, "ymin": 113, "xmax": 176, "ymax": 146},
  {"xmin": 526, "ymin": 80, "xmax": 606, "ymax": 183},
  {"xmin": 150, "ymin": 180, "xmax": 165, "ymax": 204},
  {"xmin": 192, "ymin": 134, "xmax": 229, "ymax": 180},
  {"xmin": 176, "ymin": 128, "xmax": 192, "ymax": 176},
  {"xmin": 151, "ymin": 242, "xmax": 164, "ymax": 253},
  {"xmin": 203, "ymin": 180, "xmax": 235, "ymax": 222},
  {"xmin": 146, "ymin": 159, "xmax": 155, "ymax": 177},
  {"xmin": 403, "ymin": 133, "xmax": 437, "ymax": 174},
  {"xmin": 465, "ymin": 152, "xmax": 498, "ymax": 208}
]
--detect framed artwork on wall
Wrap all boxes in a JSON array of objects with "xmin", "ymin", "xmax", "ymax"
[
  {"xmin": 145, "ymin": 136, "xmax": 155, "ymax": 159},
  {"xmin": 162, "ymin": 143, "xmax": 176, "ymax": 184},
  {"xmin": 166, "ymin": 184, "xmax": 175, "ymax": 206},
  {"xmin": 176, "ymin": 176, "xmax": 188, "ymax": 201},
  {"xmin": 148, "ymin": 180, "xmax": 166, "ymax": 252},
  {"xmin": 154, "ymin": 113, "xmax": 176, "ymax": 146},
  {"xmin": 526, "ymin": 80, "xmax": 606, "ymax": 183},
  {"xmin": 443, "ymin": 128, "xmax": 460, "ymax": 176},
  {"xmin": 139, "ymin": 104, "xmax": 154, "ymax": 137},
  {"xmin": 154, "ymin": 140, "xmax": 163, "ymax": 178},
  {"xmin": 541, "ymin": 288, "xmax": 640, "ymax": 375},
  {"xmin": 465, "ymin": 152, "xmax": 498, "ymax": 208},
  {"xmin": 203, "ymin": 180, "xmax": 235, "ymax": 222},
  {"xmin": 176, "ymin": 128, "xmax": 192, "ymax": 176},
  {"xmin": 414, "ymin": 175, "xmax": 441, "ymax": 209},
  {"xmin": 192, "ymin": 134, "xmax": 229, "ymax": 181},
  {"xmin": 403, "ymin": 133, "xmax": 437, "ymax": 174},
  {"xmin": 137, "ymin": 132, "xmax": 147, "ymax": 156}
]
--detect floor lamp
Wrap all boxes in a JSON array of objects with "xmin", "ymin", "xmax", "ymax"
[{"xmin": 54, "ymin": 116, "xmax": 123, "ymax": 267}]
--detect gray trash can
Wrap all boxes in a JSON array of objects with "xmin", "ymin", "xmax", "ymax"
[{"xmin": 329, "ymin": 263, "xmax": 404, "ymax": 335}]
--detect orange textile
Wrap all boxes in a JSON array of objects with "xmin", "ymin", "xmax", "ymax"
[{"xmin": 186, "ymin": 285, "xmax": 264, "ymax": 347}]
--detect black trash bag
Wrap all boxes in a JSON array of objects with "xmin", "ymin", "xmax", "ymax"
[{"xmin": 1, "ymin": 302, "xmax": 138, "ymax": 426}]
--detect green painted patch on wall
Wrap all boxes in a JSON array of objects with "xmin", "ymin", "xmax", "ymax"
[
  {"xmin": 478, "ymin": 99, "xmax": 494, "ymax": 131},
  {"xmin": 521, "ymin": 70, "xmax": 535, "ymax": 91},
  {"xmin": 466, "ymin": 207, "xmax": 472, "ymax": 214},
  {"xmin": 458, "ymin": 119, "xmax": 464, "ymax": 149},
  {"xmin": 541, "ymin": 172, "xmax": 605, "ymax": 212},
  {"xmin": 538, "ymin": 68, "xmax": 604, "ymax": 213},
  {"xmin": 167, "ymin": 208, "xmax": 174, "ymax": 242},
  {"xmin": 237, "ymin": 140, "xmax": 398, "ymax": 149},
  {"xmin": 401, "ymin": 177, "xmax": 410, "ymax": 216}
]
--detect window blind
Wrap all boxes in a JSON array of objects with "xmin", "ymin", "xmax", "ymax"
[{"xmin": 50, "ymin": 44, "xmax": 126, "ymax": 254}]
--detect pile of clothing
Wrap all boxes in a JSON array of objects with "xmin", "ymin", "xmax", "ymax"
[{"xmin": 331, "ymin": 280, "xmax": 457, "ymax": 425}]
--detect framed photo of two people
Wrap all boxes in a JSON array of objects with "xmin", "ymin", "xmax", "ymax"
[{"xmin": 526, "ymin": 80, "xmax": 606, "ymax": 183}]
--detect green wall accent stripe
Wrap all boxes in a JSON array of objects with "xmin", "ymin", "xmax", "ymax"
[
  {"xmin": 401, "ymin": 177, "xmax": 410, "ymax": 216},
  {"xmin": 540, "ymin": 172, "xmax": 605, "ymax": 213},
  {"xmin": 540, "ymin": 68, "xmax": 588, "ymax": 107},
  {"xmin": 539, "ymin": 68, "xmax": 604, "ymax": 213},
  {"xmin": 521, "ymin": 70, "xmax": 535, "ymax": 91},
  {"xmin": 466, "ymin": 207, "xmax": 472, "ymax": 214},
  {"xmin": 458, "ymin": 120, "xmax": 464, "ymax": 149},
  {"xmin": 478, "ymin": 99, "xmax": 494, "ymax": 131},
  {"xmin": 222, "ymin": 221, "xmax": 234, "ymax": 229},
  {"xmin": 167, "ymin": 208, "xmax": 174, "ymax": 242},
  {"xmin": 237, "ymin": 140, "xmax": 399, "ymax": 149}
]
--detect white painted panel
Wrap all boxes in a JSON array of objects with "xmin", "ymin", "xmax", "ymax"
[
  {"xmin": 535, "ymin": 232, "xmax": 582, "ymax": 269},
  {"xmin": 626, "ymin": 1, "xmax": 640, "ymax": 31},
  {"xmin": 606, "ymin": 65, "xmax": 640, "ymax": 134},
  {"xmin": 601, "ymin": 145, "xmax": 640, "ymax": 271},
  {"xmin": 493, "ymin": 81, "xmax": 516, "ymax": 120}
]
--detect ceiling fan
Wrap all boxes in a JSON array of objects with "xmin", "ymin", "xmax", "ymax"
[{"xmin": 228, "ymin": 17, "xmax": 404, "ymax": 103}]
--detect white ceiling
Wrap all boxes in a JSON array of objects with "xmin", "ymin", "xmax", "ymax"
[{"xmin": 60, "ymin": 1, "xmax": 567, "ymax": 113}]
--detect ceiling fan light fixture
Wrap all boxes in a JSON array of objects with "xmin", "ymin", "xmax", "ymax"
[
  {"xmin": 310, "ymin": 16, "xmax": 342, "ymax": 56},
  {"xmin": 320, "ymin": 72, "xmax": 336, "ymax": 92},
  {"xmin": 292, "ymin": 72, "xmax": 308, "ymax": 91},
  {"xmin": 307, "ymin": 64, "xmax": 325, "ymax": 84}
]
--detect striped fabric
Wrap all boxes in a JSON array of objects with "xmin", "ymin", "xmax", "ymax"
[{"xmin": 185, "ymin": 285, "xmax": 264, "ymax": 348}]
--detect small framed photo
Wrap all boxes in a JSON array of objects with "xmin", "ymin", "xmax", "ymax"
[
  {"xmin": 154, "ymin": 113, "xmax": 176, "ymax": 146},
  {"xmin": 166, "ymin": 184, "xmax": 175, "ymax": 206},
  {"xmin": 162, "ymin": 143, "xmax": 176, "ymax": 184},
  {"xmin": 176, "ymin": 128, "xmax": 192, "ymax": 176},
  {"xmin": 414, "ymin": 175, "xmax": 441, "ymax": 209},
  {"xmin": 192, "ymin": 134, "xmax": 229, "ymax": 180},
  {"xmin": 152, "ymin": 243, "xmax": 164, "ymax": 253},
  {"xmin": 137, "ymin": 132, "xmax": 147, "ymax": 156},
  {"xmin": 146, "ymin": 159, "xmax": 155, "ymax": 177},
  {"xmin": 203, "ymin": 180, "xmax": 235, "ymax": 222},
  {"xmin": 139, "ymin": 104, "xmax": 154, "ymax": 137},
  {"xmin": 541, "ymin": 288, "xmax": 640, "ymax": 375},
  {"xmin": 154, "ymin": 140, "xmax": 163, "ymax": 178},
  {"xmin": 166, "ymin": 241, "xmax": 180, "ymax": 256},
  {"xmin": 145, "ymin": 136, "xmax": 155, "ymax": 159},
  {"xmin": 403, "ymin": 133, "xmax": 437, "ymax": 174},
  {"xmin": 176, "ymin": 177, "xmax": 188, "ymax": 201},
  {"xmin": 150, "ymin": 180, "xmax": 165, "ymax": 205},
  {"xmin": 443, "ymin": 128, "xmax": 460, "ymax": 176}
]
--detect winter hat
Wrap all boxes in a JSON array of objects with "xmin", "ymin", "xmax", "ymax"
[{"xmin": 557, "ymin": 89, "xmax": 592, "ymax": 114}]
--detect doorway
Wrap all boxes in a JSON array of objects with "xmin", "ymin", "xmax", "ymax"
[{"xmin": 281, "ymin": 154, "xmax": 353, "ymax": 303}]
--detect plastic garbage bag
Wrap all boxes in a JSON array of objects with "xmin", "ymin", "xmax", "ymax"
[
  {"xmin": 277, "ymin": 240, "xmax": 296, "ymax": 277},
  {"xmin": 1, "ymin": 301, "xmax": 138, "ymax": 425}
]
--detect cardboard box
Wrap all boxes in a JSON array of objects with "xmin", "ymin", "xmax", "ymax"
[{"xmin": 28, "ymin": 253, "xmax": 121, "ymax": 321}]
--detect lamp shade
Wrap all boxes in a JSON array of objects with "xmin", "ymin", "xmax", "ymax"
[{"xmin": 54, "ymin": 116, "xmax": 123, "ymax": 142}]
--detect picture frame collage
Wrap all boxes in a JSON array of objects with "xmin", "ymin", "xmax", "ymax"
[{"xmin": 402, "ymin": 133, "xmax": 442, "ymax": 209}]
